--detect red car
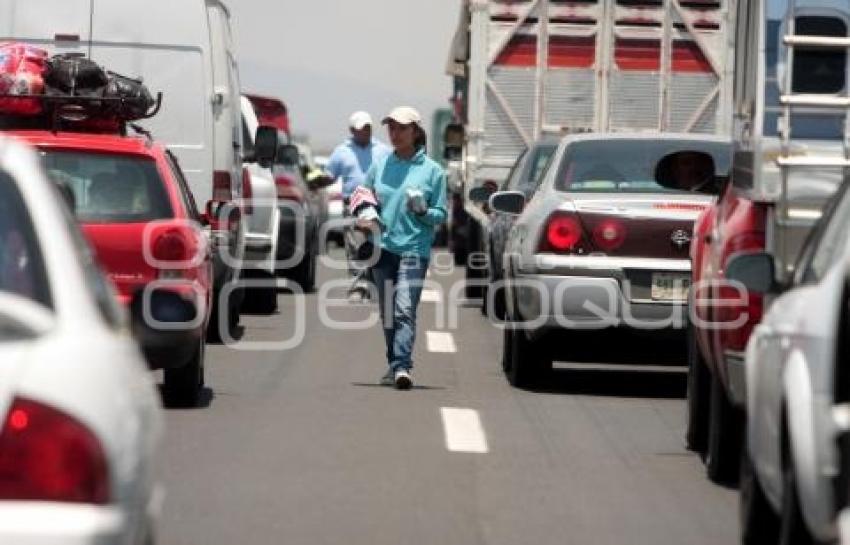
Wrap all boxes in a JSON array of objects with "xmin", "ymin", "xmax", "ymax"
[
  {"xmin": 687, "ymin": 181, "xmax": 766, "ymax": 482},
  {"xmin": 10, "ymin": 129, "xmax": 214, "ymax": 407}
]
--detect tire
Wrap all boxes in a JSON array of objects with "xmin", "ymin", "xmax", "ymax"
[
  {"xmin": 207, "ymin": 294, "xmax": 237, "ymax": 344},
  {"xmin": 243, "ymin": 285, "xmax": 278, "ymax": 314},
  {"xmin": 291, "ymin": 245, "xmax": 316, "ymax": 293},
  {"xmin": 706, "ymin": 372, "xmax": 744, "ymax": 484},
  {"xmin": 778, "ymin": 449, "xmax": 817, "ymax": 545},
  {"xmin": 686, "ymin": 324, "xmax": 711, "ymax": 453},
  {"xmin": 163, "ymin": 339, "xmax": 205, "ymax": 408},
  {"xmin": 740, "ymin": 446, "xmax": 780, "ymax": 545},
  {"xmin": 465, "ymin": 223, "xmax": 486, "ymax": 300},
  {"xmin": 503, "ymin": 296, "xmax": 551, "ymax": 387}
]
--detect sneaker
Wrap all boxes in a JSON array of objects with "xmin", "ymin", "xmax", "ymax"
[
  {"xmin": 394, "ymin": 369, "xmax": 413, "ymax": 390},
  {"xmin": 379, "ymin": 368, "xmax": 394, "ymax": 386}
]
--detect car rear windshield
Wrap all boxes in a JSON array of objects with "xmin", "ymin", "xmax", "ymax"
[
  {"xmin": 40, "ymin": 150, "xmax": 172, "ymax": 223},
  {"xmin": 0, "ymin": 170, "xmax": 52, "ymax": 311},
  {"xmin": 555, "ymin": 139, "xmax": 731, "ymax": 193}
]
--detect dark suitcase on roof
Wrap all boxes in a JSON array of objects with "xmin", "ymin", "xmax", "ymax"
[
  {"xmin": 45, "ymin": 53, "xmax": 107, "ymax": 95},
  {"xmin": 102, "ymin": 71, "xmax": 155, "ymax": 120}
]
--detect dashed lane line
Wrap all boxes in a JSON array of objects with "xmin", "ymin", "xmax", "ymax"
[
  {"xmin": 440, "ymin": 407, "xmax": 489, "ymax": 454},
  {"xmin": 426, "ymin": 331, "xmax": 457, "ymax": 353}
]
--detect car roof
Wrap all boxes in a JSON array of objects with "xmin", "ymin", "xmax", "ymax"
[{"xmin": 5, "ymin": 130, "xmax": 165, "ymax": 159}]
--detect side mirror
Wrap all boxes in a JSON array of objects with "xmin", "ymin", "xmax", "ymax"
[
  {"xmin": 443, "ymin": 122, "xmax": 464, "ymax": 161},
  {"xmin": 489, "ymin": 191, "xmax": 525, "ymax": 215},
  {"xmin": 725, "ymin": 252, "xmax": 777, "ymax": 294},
  {"xmin": 469, "ymin": 185, "xmax": 496, "ymax": 204},
  {"xmin": 654, "ymin": 150, "xmax": 721, "ymax": 195},
  {"xmin": 276, "ymin": 143, "xmax": 300, "ymax": 167},
  {"xmin": 204, "ymin": 199, "xmax": 240, "ymax": 232},
  {"xmin": 253, "ymin": 126, "xmax": 279, "ymax": 167}
]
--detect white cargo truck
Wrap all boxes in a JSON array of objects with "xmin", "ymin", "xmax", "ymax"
[{"xmin": 444, "ymin": 0, "xmax": 734, "ymax": 282}]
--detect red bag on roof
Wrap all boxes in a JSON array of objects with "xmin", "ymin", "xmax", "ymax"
[{"xmin": 0, "ymin": 42, "xmax": 48, "ymax": 115}]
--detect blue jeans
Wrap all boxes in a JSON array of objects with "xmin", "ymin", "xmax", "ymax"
[{"xmin": 370, "ymin": 250, "xmax": 429, "ymax": 372}]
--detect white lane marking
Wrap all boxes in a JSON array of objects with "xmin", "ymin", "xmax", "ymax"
[
  {"xmin": 426, "ymin": 331, "xmax": 457, "ymax": 353},
  {"xmin": 441, "ymin": 407, "xmax": 489, "ymax": 454},
  {"xmin": 420, "ymin": 289, "xmax": 441, "ymax": 303}
]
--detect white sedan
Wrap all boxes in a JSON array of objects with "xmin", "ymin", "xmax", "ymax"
[
  {"xmin": 732, "ymin": 172, "xmax": 850, "ymax": 544},
  {"xmin": 0, "ymin": 136, "xmax": 163, "ymax": 544}
]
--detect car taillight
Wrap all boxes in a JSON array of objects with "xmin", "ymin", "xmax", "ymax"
[
  {"xmin": 241, "ymin": 168, "xmax": 253, "ymax": 215},
  {"xmin": 539, "ymin": 213, "xmax": 585, "ymax": 253},
  {"xmin": 0, "ymin": 397, "xmax": 110, "ymax": 504},
  {"xmin": 275, "ymin": 175, "xmax": 305, "ymax": 204},
  {"xmin": 212, "ymin": 170, "xmax": 232, "ymax": 201},
  {"xmin": 592, "ymin": 220, "xmax": 626, "ymax": 251},
  {"xmin": 153, "ymin": 229, "xmax": 189, "ymax": 263}
]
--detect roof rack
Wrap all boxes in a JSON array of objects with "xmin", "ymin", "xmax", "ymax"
[{"xmin": 0, "ymin": 92, "xmax": 163, "ymax": 135}]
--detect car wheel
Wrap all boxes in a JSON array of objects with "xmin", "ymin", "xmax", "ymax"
[
  {"xmin": 501, "ymin": 319, "xmax": 514, "ymax": 374},
  {"xmin": 686, "ymin": 324, "xmax": 710, "ymax": 453},
  {"xmin": 505, "ymin": 325, "xmax": 551, "ymax": 388},
  {"xmin": 740, "ymin": 446, "xmax": 780, "ymax": 545},
  {"xmin": 465, "ymin": 225, "xmax": 486, "ymax": 300},
  {"xmin": 206, "ymin": 292, "xmax": 238, "ymax": 344},
  {"xmin": 503, "ymin": 294, "xmax": 551, "ymax": 387},
  {"xmin": 163, "ymin": 338, "xmax": 204, "ymax": 408},
  {"xmin": 778, "ymin": 448, "xmax": 817, "ymax": 545},
  {"xmin": 706, "ymin": 372, "xmax": 744, "ymax": 484},
  {"xmin": 291, "ymin": 245, "xmax": 317, "ymax": 293}
]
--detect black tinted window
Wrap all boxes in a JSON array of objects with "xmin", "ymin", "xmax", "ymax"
[
  {"xmin": 792, "ymin": 16, "xmax": 847, "ymax": 94},
  {"xmin": 555, "ymin": 139, "xmax": 730, "ymax": 193},
  {"xmin": 40, "ymin": 151, "xmax": 172, "ymax": 223}
]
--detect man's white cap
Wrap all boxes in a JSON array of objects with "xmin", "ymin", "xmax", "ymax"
[
  {"xmin": 349, "ymin": 111, "xmax": 373, "ymax": 130},
  {"xmin": 382, "ymin": 106, "xmax": 422, "ymax": 126}
]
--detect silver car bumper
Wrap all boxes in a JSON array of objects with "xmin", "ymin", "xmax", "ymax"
[{"xmin": 512, "ymin": 254, "xmax": 691, "ymax": 331}]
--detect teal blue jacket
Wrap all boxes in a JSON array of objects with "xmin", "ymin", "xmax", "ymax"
[{"xmin": 364, "ymin": 148, "xmax": 447, "ymax": 258}]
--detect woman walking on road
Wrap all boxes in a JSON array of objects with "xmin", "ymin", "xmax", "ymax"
[{"xmin": 356, "ymin": 106, "xmax": 447, "ymax": 390}]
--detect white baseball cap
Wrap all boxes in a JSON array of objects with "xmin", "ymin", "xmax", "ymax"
[
  {"xmin": 382, "ymin": 106, "xmax": 422, "ymax": 126},
  {"xmin": 349, "ymin": 111, "xmax": 373, "ymax": 130}
]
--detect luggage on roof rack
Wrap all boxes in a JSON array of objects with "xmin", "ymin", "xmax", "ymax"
[
  {"xmin": 0, "ymin": 49, "xmax": 163, "ymax": 133},
  {"xmin": 44, "ymin": 53, "xmax": 108, "ymax": 96},
  {"xmin": 0, "ymin": 43, "xmax": 48, "ymax": 115},
  {"xmin": 102, "ymin": 71, "xmax": 156, "ymax": 121}
]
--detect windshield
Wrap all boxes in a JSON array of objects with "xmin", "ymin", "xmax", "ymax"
[
  {"xmin": 40, "ymin": 150, "xmax": 172, "ymax": 223},
  {"xmin": 0, "ymin": 170, "xmax": 52, "ymax": 312},
  {"xmin": 555, "ymin": 139, "xmax": 731, "ymax": 193}
]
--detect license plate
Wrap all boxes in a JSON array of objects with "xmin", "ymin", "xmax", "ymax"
[{"xmin": 651, "ymin": 273, "xmax": 691, "ymax": 301}]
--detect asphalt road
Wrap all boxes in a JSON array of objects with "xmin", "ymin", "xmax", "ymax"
[{"xmin": 157, "ymin": 249, "xmax": 738, "ymax": 545}]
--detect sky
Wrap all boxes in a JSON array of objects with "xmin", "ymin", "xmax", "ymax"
[{"xmin": 228, "ymin": 1, "xmax": 461, "ymax": 154}]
